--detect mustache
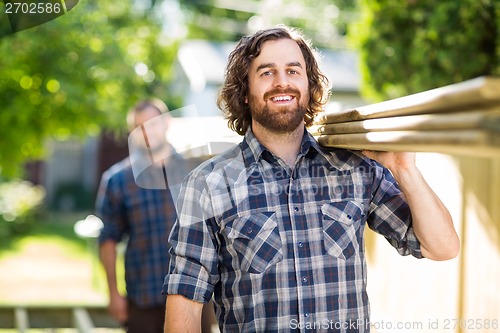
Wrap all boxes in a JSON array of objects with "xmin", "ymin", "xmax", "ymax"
[{"xmin": 263, "ymin": 88, "xmax": 301, "ymax": 100}]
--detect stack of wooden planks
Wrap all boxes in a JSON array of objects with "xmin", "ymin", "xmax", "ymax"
[{"xmin": 311, "ymin": 76, "xmax": 500, "ymax": 156}]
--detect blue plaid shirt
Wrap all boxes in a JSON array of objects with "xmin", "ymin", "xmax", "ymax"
[
  {"xmin": 163, "ymin": 129, "xmax": 422, "ymax": 332},
  {"xmin": 97, "ymin": 152, "xmax": 185, "ymax": 308}
]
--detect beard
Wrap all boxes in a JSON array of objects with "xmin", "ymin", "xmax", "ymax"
[
  {"xmin": 131, "ymin": 129, "xmax": 169, "ymax": 157},
  {"xmin": 248, "ymin": 88, "xmax": 308, "ymax": 134}
]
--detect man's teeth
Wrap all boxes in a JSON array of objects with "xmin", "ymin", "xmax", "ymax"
[{"xmin": 272, "ymin": 95, "xmax": 293, "ymax": 102}]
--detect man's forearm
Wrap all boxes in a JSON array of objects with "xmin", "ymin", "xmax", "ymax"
[
  {"xmin": 99, "ymin": 240, "xmax": 119, "ymax": 296},
  {"xmin": 391, "ymin": 166, "xmax": 460, "ymax": 261},
  {"xmin": 99, "ymin": 240, "xmax": 128, "ymax": 323},
  {"xmin": 164, "ymin": 294, "xmax": 203, "ymax": 333}
]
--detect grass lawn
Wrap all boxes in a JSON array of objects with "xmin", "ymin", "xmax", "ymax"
[{"xmin": 0, "ymin": 211, "xmax": 125, "ymax": 306}]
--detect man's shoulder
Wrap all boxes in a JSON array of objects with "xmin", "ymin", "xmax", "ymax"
[
  {"xmin": 102, "ymin": 157, "xmax": 133, "ymax": 182},
  {"xmin": 319, "ymin": 145, "xmax": 371, "ymax": 167},
  {"xmin": 303, "ymin": 130, "xmax": 375, "ymax": 172},
  {"xmin": 183, "ymin": 142, "xmax": 249, "ymax": 189},
  {"xmin": 192, "ymin": 143, "xmax": 243, "ymax": 173}
]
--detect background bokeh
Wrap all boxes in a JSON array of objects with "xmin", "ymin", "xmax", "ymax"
[{"xmin": 0, "ymin": 0, "xmax": 499, "ymax": 332}]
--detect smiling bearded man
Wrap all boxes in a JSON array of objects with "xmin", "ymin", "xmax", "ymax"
[{"xmin": 162, "ymin": 25, "xmax": 459, "ymax": 333}]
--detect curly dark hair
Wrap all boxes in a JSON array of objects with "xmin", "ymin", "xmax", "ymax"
[{"xmin": 217, "ymin": 25, "xmax": 331, "ymax": 135}]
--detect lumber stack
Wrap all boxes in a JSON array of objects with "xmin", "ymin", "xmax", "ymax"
[{"xmin": 311, "ymin": 76, "xmax": 500, "ymax": 156}]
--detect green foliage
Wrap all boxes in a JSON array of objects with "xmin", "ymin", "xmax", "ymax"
[
  {"xmin": 180, "ymin": 0, "xmax": 253, "ymax": 41},
  {"xmin": 0, "ymin": 0, "xmax": 181, "ymax": 177},
  {"xmin": 350, "ymin": 0, "xmax": 498, "ymax": 102},
  {"xmin": 0, "ymin": 180, "xmax": 45, "ymax": 240},
  {"xmin": 180, "ymin": 0, "xmax": 357, "ymax": 47}
]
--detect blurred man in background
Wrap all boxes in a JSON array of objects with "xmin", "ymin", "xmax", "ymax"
[{"xmin": 96, "ymin": 98, "xmax": 189, "ymax": 332}]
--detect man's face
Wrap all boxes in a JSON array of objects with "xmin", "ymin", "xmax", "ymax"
[
  {"xmin": 247, "ymin": 38, "xmax": 310, "ymax": 134},
  {"xmin": 133, "ymin": 107, "xmax": 168, "ymax": 154}
]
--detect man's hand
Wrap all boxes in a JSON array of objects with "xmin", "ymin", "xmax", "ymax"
[
  {"xmin": 108, "ymin": 292, "xmax": 128, "ymax": 324},
  {"xmin": 363, "ymin": 150, "xmax": 459, "ymax": 260},
  {"xmin": 361, "ymin": 150, "xmax": 416, "ymax": 172}
]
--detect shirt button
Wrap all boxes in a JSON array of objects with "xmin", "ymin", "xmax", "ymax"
[
  {"xmin": 246, "ymin": 227, "xmax": 253, "ymax": 235},
  {"xmin": 298, "ymin": 242, "xmax": 304, "ymax": 248},
  {"xmin": 304, "ymin": 312, "xmax": 310, "ymax": 318},
  {"xmin": 294, "ymin": 207, "xmax": 299, "ymax": 212},
  {"xmin": 347, "ymin": 214, "xmax": 352, "ymax": 219},
  {"xmin": 302, "ymin": 276, "xmax": 308, "ymax": 283}
]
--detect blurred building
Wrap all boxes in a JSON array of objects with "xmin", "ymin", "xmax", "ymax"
[{"xmin": 26, "ymin": 132, "xmax": 128, "ymax": 212}]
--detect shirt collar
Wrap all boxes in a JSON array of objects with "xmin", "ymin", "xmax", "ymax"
[{"xmin": 242, "ymin": 127, "xmax": 324, "ymax": 164}]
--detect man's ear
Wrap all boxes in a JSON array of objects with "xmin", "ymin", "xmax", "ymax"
[{"xmin": 244, "ymin": 96, "xmax": 248, "ymax": 104}]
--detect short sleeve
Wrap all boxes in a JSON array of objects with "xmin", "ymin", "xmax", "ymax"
[{"xmin": 96, "ymin": 172, "xmax": 127, "ymax": 244}]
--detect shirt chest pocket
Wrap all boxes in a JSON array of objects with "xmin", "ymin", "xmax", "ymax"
[
  {"xmin": 224, "ymin": 212, "xmax": 283, "ymax": 274},
  {"xmin": 321, "ymin": 201, "xmax": 365, "ymax": 260}
]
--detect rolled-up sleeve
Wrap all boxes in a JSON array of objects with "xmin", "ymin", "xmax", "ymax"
[
  {"xmin": 367, "ymin": 162, "xmax": 423, "ymax": 259},
  {"xmin": 162, "ymin": 171, "xmax": 220, "ymax": 303},
  {"xmin": 96, "ymin": 172, "xmax": 126, "ymax": 244}
]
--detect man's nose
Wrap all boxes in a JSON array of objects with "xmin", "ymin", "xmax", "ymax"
[{"xmin": 273, "ymin": 71, "xmax": 290, "ymax": 88}]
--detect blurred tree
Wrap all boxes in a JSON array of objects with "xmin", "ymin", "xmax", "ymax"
[
  {"xmin": 179, "ymin": 0, "xmax": 358, "ymax": 48},
  {"xmin": 0, "ymin": 0, "xmax": 181, "ymax": 177},
  {"xmin": 351, "ymin": 0, "xmax": 498, "ymax": 102},
  {"xmin": 0, "ymin": 180, "xmax": 45, "ymax": 240}
]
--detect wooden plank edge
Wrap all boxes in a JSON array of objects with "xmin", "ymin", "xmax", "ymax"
[
  {"xmin": 322, "ymin": 143, "xmax": 500, "ymax": 157},
  {"xmin": 15, "ymin": 307, "xmax": 29, "ymax": 333},
  {"xmin": 309, "ymin": 109, "xmax": 500, "ymax": 135},
  {"xmin": 314, "ymin": 76, "xmax": 500, "ymax": 124},
  {"xmin": 315, "ymin": 130, "xmax": 500, "ymax": 157},
  {"xmin": 73, "ymin": 307, "xmax": 95, "ymax": 333}
]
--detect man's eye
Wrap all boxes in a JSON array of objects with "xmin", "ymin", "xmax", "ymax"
[
  {"xmin": 261, "ymin": 71, "xmax": 273, "ymax": 76},
  {"xmin": 288, "ymin": 70, "xmax": 298, "ymax": 75}
]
